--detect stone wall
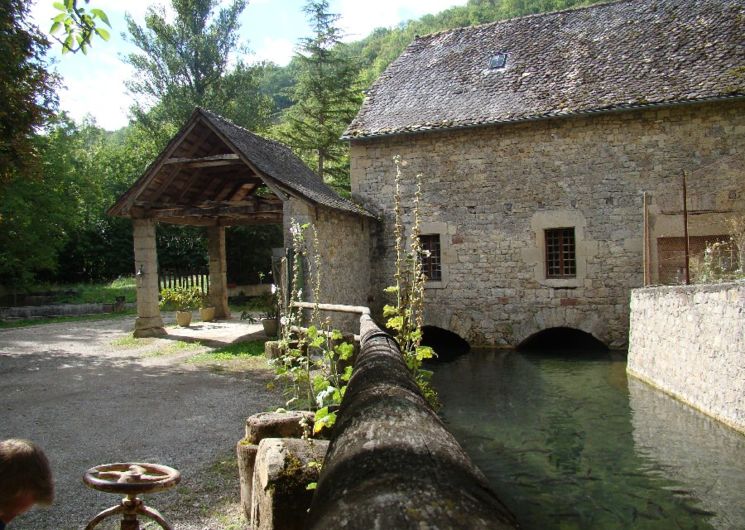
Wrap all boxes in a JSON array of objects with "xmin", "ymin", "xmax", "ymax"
[
  {"xmin": 627, "ymin": 281, "xmax": 745, "ymax": 433},
  {"xmin": 284, "ymin": 200, "xmax": 372, "ymax": 334},
  {"xmin": 350, "ymin": 100, "xmax": 745, "ymax": 347}
]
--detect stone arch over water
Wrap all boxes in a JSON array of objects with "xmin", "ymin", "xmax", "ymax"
[
  {"xmin": 513, "ymin": 306, "xmax": 611, "ymax": 348},
  {"xmin": 421, "ymin": 325, "xmax": 470, "ymax": 361},
  {"xmin": 518, "ymin": 327, "xmax": 608, "ymax": 352}
]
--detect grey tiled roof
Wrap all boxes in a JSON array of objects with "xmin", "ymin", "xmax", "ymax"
[
  {"xmin": 344, "ymin": 0, "xmax": 745, "ymax": 139},
  {"xmin": 199, "ymin": 109, "xmax": 371, "ymax": 217}
]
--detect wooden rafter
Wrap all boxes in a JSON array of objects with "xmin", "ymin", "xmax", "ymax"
[
  {"xmin": 163, "ymin": 153, "xmax": 242, "ymax": 168},
  {"xmin": 132, "ymin": 198, "xmax": 283, "ymax": 220}
]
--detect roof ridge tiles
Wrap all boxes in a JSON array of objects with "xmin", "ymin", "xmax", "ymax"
[{"xmin": 414, "ymin": 0, "xmax": 633, "ymax": 42}]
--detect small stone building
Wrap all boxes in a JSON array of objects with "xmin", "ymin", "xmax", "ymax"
[
  {"xmin": 109, "ymin": 108, "xmax": 371, "ymax": 337},
  {"xmin": 344, "ymin": 0, "xmax": 745, "ymax": 348}
]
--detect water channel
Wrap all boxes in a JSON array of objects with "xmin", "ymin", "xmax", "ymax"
[{"xmin": 431, "ymin": 349, "xmax": 745, "ymax": 530}]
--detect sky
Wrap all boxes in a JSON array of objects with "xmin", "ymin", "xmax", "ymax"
[{"xmin": 29, "ymin": 0, "xmax": 468, "ymax": 131}]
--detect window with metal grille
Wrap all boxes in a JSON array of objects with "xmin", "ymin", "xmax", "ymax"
[
  {"xmin": 420, "ymin": 234, "xmax": 442, "ymax": 282},
  {"xmin": 545, "ymin": 228, "xmax": 576, "ymax": 278}
]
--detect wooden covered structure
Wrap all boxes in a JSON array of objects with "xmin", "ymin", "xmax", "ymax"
[{"xmin": 108, "ymin": 108, "xmax": 367, "ymax": 337}]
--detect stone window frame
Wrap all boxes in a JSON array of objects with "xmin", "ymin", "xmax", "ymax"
[
  {"xmin": 419, "ymin": 221, "xmax": 454, "ymax": 290},
  {"xmin": 522, "ymin": 210, "xmax": 595, "ymax": 289}
]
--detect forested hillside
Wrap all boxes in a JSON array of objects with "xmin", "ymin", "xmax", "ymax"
[{"xmin": 0, "ymin": 0, "xmax": 605, "ymax": 290}]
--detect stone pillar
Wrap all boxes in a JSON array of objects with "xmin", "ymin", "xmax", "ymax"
[
  {"xmin": 208, "ymin": 225, "xmax": 230, "ymax": 319},
  {"xmin": 133, "ymin": 218, "xmax": 165, "ymax": 337}
]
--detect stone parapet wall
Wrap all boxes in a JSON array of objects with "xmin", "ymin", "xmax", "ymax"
[
  {"xmin": 627, "ymin": 281, "xmax": 745, "ymax": 433},
  {"xmin": 350, "ymin": 100, "xmax": 745, "ymax": 347}
]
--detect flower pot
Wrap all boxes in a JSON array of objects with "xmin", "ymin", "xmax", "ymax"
[
  {"xmin": 261, "ymin": 318, "xmax": 278, "ymax": 337},
  {"xmin": 200, "ymin": 306, "xmax": 215, "ymax": 322},
  {"xmin": 176, "ymin": 310, "xmax": 192, "ymax": 327}
]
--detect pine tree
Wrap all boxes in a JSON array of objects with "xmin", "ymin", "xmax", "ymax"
[{"xmin": 282, "ymin": 0, "xmax": 362, "ymax": 192}]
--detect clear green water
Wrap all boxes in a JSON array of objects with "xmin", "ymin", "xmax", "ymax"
[{"xmin": 431, "ymin": 350, "xmax": 745, "ymax": 530}]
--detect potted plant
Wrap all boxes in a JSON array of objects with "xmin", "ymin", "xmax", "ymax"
[
  {"xmin": 199, "ymin": 291, "xmax": 215, "ymax": 322},
  {"xmin": 159, "ymin": 286, "xmax": 201, "ymax": 327},
  {"xmin": 261, "ymin": 292, "xmax": 280, "ymax": 337}
]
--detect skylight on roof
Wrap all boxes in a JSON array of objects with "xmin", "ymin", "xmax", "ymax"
[{"xmin": 489, "ymin": 53, "xmax": 507, "ymax": 69}]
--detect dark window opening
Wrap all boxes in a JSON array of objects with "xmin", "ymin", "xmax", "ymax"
[
  {"xmin": 546, "ymin": 228, "xmax": 576, "ymax": 278},
  {"xmin": 421, "ymin": 234, "xmax": 442, "ymax": 282}
]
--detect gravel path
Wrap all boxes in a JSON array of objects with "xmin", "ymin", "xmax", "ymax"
[{"xmin": 0, "ymin": 316, "xmax": 281, "ymax": 529}]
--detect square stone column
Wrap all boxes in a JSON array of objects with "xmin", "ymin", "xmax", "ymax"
[
  {"xmin": 208, "ymin": 225, "xmax": 231, "ymax": 319},
  {"xmin": 132, "ymin": 218, "xmax": 165, "ymax": 337}
]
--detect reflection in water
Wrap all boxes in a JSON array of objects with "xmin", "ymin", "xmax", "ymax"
[
  {"xmin": 431, "ymin": 350, "xmax": 745, "ymax": 530},
  {"xmin": 629, "ymin": 378, "xmax": 745, "ymax": 529}
]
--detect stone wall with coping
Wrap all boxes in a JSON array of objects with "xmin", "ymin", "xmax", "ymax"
[
  {"xmin": 350, "ymin": 100, "xmax": 745, "ymax": 347},
  {"xmin": 284, "ymin": 199, "xmax": 372, "ymax": 334},
  {"xmin": 627, "ymin": 281, "xmax": 745, "ymax": 433}
]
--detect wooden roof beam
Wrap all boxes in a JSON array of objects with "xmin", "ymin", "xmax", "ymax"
[{"xmin": 164, "ymin": 153, "xmax": 242, "ymax": 168}]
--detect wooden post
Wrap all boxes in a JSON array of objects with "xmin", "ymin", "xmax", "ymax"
[
  {"xmin": 132, "ymin": 218, "xmax": 165, "ymax": 337},
  {"xmin": 643, "ymin": 192, "xmax": 649, "ymax": 286},
  {"xmin": 682, "ymin": 171, "xmax": 691, "ymax": 285}
]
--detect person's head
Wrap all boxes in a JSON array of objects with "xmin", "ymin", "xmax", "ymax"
[{"xmin": 0, "ymin": 439, "xmax": 54, "ymax": 523}]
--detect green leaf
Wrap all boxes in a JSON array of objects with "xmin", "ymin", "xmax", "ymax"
[
  {"xmin": 384, "ymin": 285, "xmax": 398, "ymax": 294},
  {"xmin": 313, "ymin": 410, "xmax": 336, "ymax": 434},
  {"xmin": 386, "ymin": 315, "xmax": 404, "ymax": 332},
  {"xmin": 341, "ymin": 365, "xmax": 353, "ymax": 382},
  {"xmin": 313, "ymin": 375, "xmax": 329, "ymax": 393},
  {"xmin": 307, "ymin": 325, "xmax": 318, "ymax": 340},
  {"xmin": 330, "ymin": 329, "xmax": 343, "ymax": 341},
  {"xmin": 306, "ymin": 482, "xmax": 317, "ymax": 490},
  {"xmin": 382, "ymin": 304, "xmax": 398, "ymax": 317},
  {"xmin": 415, "ymin": 346, "xmax": 435, "ymax": 361},
  {"xmin": 64, "ymin": 0, "xmax": 74, "ymax": 9},
  {"xmin": 90, "ymin": 8, "xmax": 111, "ymax": 27},
  {"xmin": 50, "ymin": 22, "xmax": 62, "ymax": 35},
  {"xmin": 53, "ymin": 2, "xmax": 66, "ymax": 11},
  {"xmin": 336, "ymin": 342, "xmax": 354, "ymax": 360},
  {"xmin": 52, "ymin": 13, "xmax": 67, "ymax": 22},
  {"xmin": 63, "ymin": 35, "xmax": 74, "ymax": 53}
]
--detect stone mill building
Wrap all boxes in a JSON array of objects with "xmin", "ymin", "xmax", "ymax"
[
  {"xmin": 113, "ymin": 0, "xmax": 744, "ymax": 349},
  {"xmin": 342, "ymin": 0, "xmax": 745, "ymax": 349}
]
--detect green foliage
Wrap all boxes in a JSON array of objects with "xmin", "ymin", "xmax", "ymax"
[
  {"xmin": 384, "ymin": 156, "xmax": 439, "ymax": 408},
  {"xmin": 691, "ymin": 216, "xmax": 745, "ymax": 284},
  {"xmin": 188, "ymin": 340, "xmax": 265, "ymax": 362},
  {"xmin": 159, "ymin": 285, "xmax": 202, "ymax": 311},
  {"xmin": 0, "ymin": 0, "xmax": 57, "ymax": 186},
  {"xmin": 271, "ymin": 220, "xmax": 354, "ymax": 436},
  {"xmin": 123, "ymin": 0, "xmax": 272, "ymax": 135},
  {"xmin": 226, "ymin": 224, "xmax": 283, "ymax": 285},
  {"xmin": 278, "ymin": 0, "xmax": 362, "ymax": 192},
  {"xmin": 50, "ymin": 0, "xmax": 110, "ymax": 55}
]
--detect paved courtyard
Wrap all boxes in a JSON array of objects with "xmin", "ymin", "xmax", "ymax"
[{"xmin": 0, "ymin": 315, "xmax": 280, "ymax": 529}]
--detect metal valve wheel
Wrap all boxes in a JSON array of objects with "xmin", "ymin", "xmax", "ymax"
[{"xmin": 83, "ymin": 463, "xmax": 181, "ymax": 530}]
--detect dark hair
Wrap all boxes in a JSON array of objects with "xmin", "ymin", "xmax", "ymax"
[{"xmin": 0, "ymin": 439, "xmax": 54, "ymax": 511}]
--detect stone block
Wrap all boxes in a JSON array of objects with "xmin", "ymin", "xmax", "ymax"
[
  {"xmin": 251, "ymin": 438, "xmax": 329, "ymax": 530},
  {"xmin": 245, "ymin": 411, "xmax": 315, "ymax": 444}
]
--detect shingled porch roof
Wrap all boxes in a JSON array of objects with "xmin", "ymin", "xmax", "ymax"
[
  {"xmin": 109, "ymin": 107, "xmax": 370, "ymax": 225},
  {"xmin": 344, "ymin": 0, "xmax": 745, "ymax": 139}
]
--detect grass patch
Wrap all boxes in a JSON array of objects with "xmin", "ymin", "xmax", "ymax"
[
  {"xmin": 0, "ymin": 310, "xmax": 135, "ymax": 330},
  {"xmin": 144, "ymin": 340, "xmax": 204, "ymax": 358},
  {"xmin": 188, "ymin": 340, "xmax": 265, "ymax": 363},
  {"xmin": 35, "ymin": 277, "xmax": 137, "ymax": 305},
  {"xmin": 110, "ymin": 336, "xmax": 155, "ymax": 349}
]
